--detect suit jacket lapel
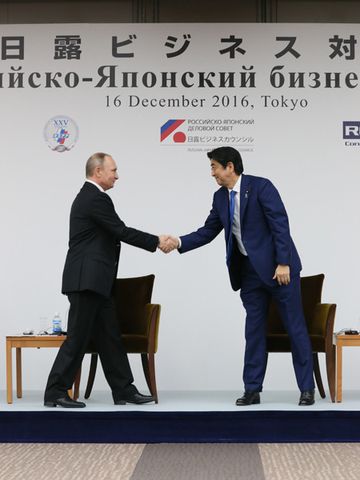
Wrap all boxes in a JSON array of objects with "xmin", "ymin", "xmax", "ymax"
[
  {"xmin": 224, "ymin": 188, "xmax": 231, "ymax": 233},
  {"xmin": 240, "ymin": 174, "xmax": 250, "ymax": 229},
  {"xmin": 217, "ymin": 187, "xmax": 231, "ymax": 239}
]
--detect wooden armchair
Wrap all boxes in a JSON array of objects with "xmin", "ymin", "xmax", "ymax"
[
  {"xmin": 74, "ymin": 274, "xmax": 161, "ymax": 403},
  {"xmin": 266, "ymin": 274, "xmax": 336, "ymax": 402}
]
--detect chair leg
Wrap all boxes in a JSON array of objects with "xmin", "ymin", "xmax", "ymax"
[
  {"xmin": 313, "ymin": 352, "xmax": 326, "ymax": 398},
  {"xmin": 73, "ymin": 366, "xmax": 82, "ymax": 401},
  {"xmin": 141, "ymin": 353, "xmax": 151, "ymax": 391},
  {"xmin": 141, "ymin": 353, "xmax": 158, "ymax": 403},
  {"xmin": 148, "ymin": 353, "xmax": 158, "ymax": 404},
  {"xmin": 84, "ymin": 353, "xmax": 98, "ymax": 399},
  {"xmin": 325, "ymin": 345, "xmax": 336, "ymax": 403}
]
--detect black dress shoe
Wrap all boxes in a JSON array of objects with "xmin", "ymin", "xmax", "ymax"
[
  {"xmin": 114, "ymin": 392, "xmax": 155, "ymax": 405},
  {"xmin": 236, "ymin": 391, "xmax": 260, "ymax": 406},
  {"xmin": 299, "ymin": 390, "xmax": 315, "ymax": 406},
  {"xmin": 44, "ymin": 396, "xmax": 86, "ymax": 408}
]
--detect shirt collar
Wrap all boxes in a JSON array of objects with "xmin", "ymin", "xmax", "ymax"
[
  {"xmin": 86, "ymin": 179, "xmax": 105, "ymax": 192},
  {"xmin": 228, "ymin": 175, "xmax": 241, "ymax": 194}
]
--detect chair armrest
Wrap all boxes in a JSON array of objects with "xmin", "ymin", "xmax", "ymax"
[
  {"xmin": 144, "ymin": 303, "xmax": 161, "ymax": 353},
  {"xmin": 311, "ymin": 303, "xmax": 336, "ymax": 339}
]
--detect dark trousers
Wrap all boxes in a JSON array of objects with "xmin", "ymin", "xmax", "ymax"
[
  {"xmin": 44, "ymin": 290, "xmax": 135, "ymax": 402},
  {"xmin": 239, "ymin": 257, "xmax": 315, "ymax": 392}
]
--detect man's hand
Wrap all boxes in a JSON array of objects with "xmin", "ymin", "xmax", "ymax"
[
  {"xmin": 273, "ymin": 264, "xmax": 290, "ymax": 285},
  {"xmin": 158, "ymin": 235, "xmax": 179, "ymax": 253}
]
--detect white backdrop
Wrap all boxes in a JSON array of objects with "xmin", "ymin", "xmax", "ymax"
[{"xmin": 1, "ymin": 23, "xmax": 360, "ymax": 396}]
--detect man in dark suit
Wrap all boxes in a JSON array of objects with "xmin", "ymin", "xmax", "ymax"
[
  {"xmin": 166, "ymin": 147, "xmax": 315, "ymax": 406},
  {"xmin": 44, "ymin": 152, "xmax": 166, "ymax": 408}
]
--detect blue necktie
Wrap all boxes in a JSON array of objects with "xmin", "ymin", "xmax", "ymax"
[{"xmin": 226, "ymin": 190, "xmax": 236, "ymax": 266}]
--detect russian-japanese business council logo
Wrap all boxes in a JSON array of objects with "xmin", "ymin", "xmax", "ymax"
[
  {"xmin": 44, "ymin": 115, "xmax": 79, "ymax": 152},
  {"xmin": 160, "ymin": 117, "xmax": 255, "ymax": 152},
  {"xmin": 160, "ymin": 119, "xmax": 186, "ymax": 144}
]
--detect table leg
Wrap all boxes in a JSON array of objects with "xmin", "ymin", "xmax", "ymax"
[
  {"xmin": 16, "ymin": 348, "xmax": 22, "ymax": 399},
  {"xmin": 6, "ymin": 340, "xmax": 13, "ymax": 404},
  {"xmin": 336, "ymin": 343, "xmax": 342, "ymax": 402}
]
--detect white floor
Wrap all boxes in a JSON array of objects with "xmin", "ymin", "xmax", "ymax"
[{"xmin": 1, "ymin": 390, "xmax": 360, "ymax": 412}]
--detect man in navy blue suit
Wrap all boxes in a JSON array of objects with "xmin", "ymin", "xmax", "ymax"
[{"xmin": 166, "ymin": 147, "xmax": 315, "ymax": 406}]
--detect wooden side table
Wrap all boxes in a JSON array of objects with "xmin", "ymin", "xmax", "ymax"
[
  {"xmin": 6, "ymin": 335, "xmax": 67, "ymax": 404},
  {"xmin": 333, "ymin": 333, "xmax": 360, "ymax": 402}
]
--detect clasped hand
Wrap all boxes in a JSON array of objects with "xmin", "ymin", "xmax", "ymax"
[{"xmin": 158, "ymin": 235, "xmax": 179, "ymax": 254}]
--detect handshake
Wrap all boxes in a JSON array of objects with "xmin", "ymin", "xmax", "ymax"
[{"xmin": 158, "ymin": 235, "xmax": 180, "ymax": 254}]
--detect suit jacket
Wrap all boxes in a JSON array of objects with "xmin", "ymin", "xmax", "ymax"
[
  {"xmin": 179, "ymin": 174, "xmax": 301, "ymax": 291},
  {"xmin": 62, "ymin": 182, "xmax": 158, "ymax": 298}
]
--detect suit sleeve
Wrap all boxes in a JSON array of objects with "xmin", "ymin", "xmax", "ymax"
[
  {"xmin": 179, "ymin": 195, "xmax": 223, "ymax": 254},
  {"xmin": 258, "ymin": 179, "xmax": 293, "ymax": 265},
  {"xmin": 90, "ymin": 193, "xmax": 158, "ymax": 252}
]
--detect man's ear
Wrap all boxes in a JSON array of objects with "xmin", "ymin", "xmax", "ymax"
[{"xmin": 226, "ymin": 162, "xmax": 235, "ymax": 172}]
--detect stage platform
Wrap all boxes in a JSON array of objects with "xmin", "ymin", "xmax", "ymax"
[{"xmin": 1, "ymin": 390, "xmax": 360, "ymax": 443}]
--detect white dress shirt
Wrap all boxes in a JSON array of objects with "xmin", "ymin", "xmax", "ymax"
[{"xmin": 229, "ymin": 176, "xmax": 248, "ymax": 256}]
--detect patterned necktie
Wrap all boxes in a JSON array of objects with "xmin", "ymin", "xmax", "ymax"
[{"xmin": 226, "ymin": 190, "xmax": 236, "ymax": 266}]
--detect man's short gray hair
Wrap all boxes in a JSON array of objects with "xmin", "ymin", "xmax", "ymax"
[{"xmin": 86, "ymin": 152, "xmax": 111, "ymax": 177}]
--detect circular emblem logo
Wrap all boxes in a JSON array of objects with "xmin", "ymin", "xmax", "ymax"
[{"xmin": 44, "ymin": 115, "xmax": 79, "ymax": 152}]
